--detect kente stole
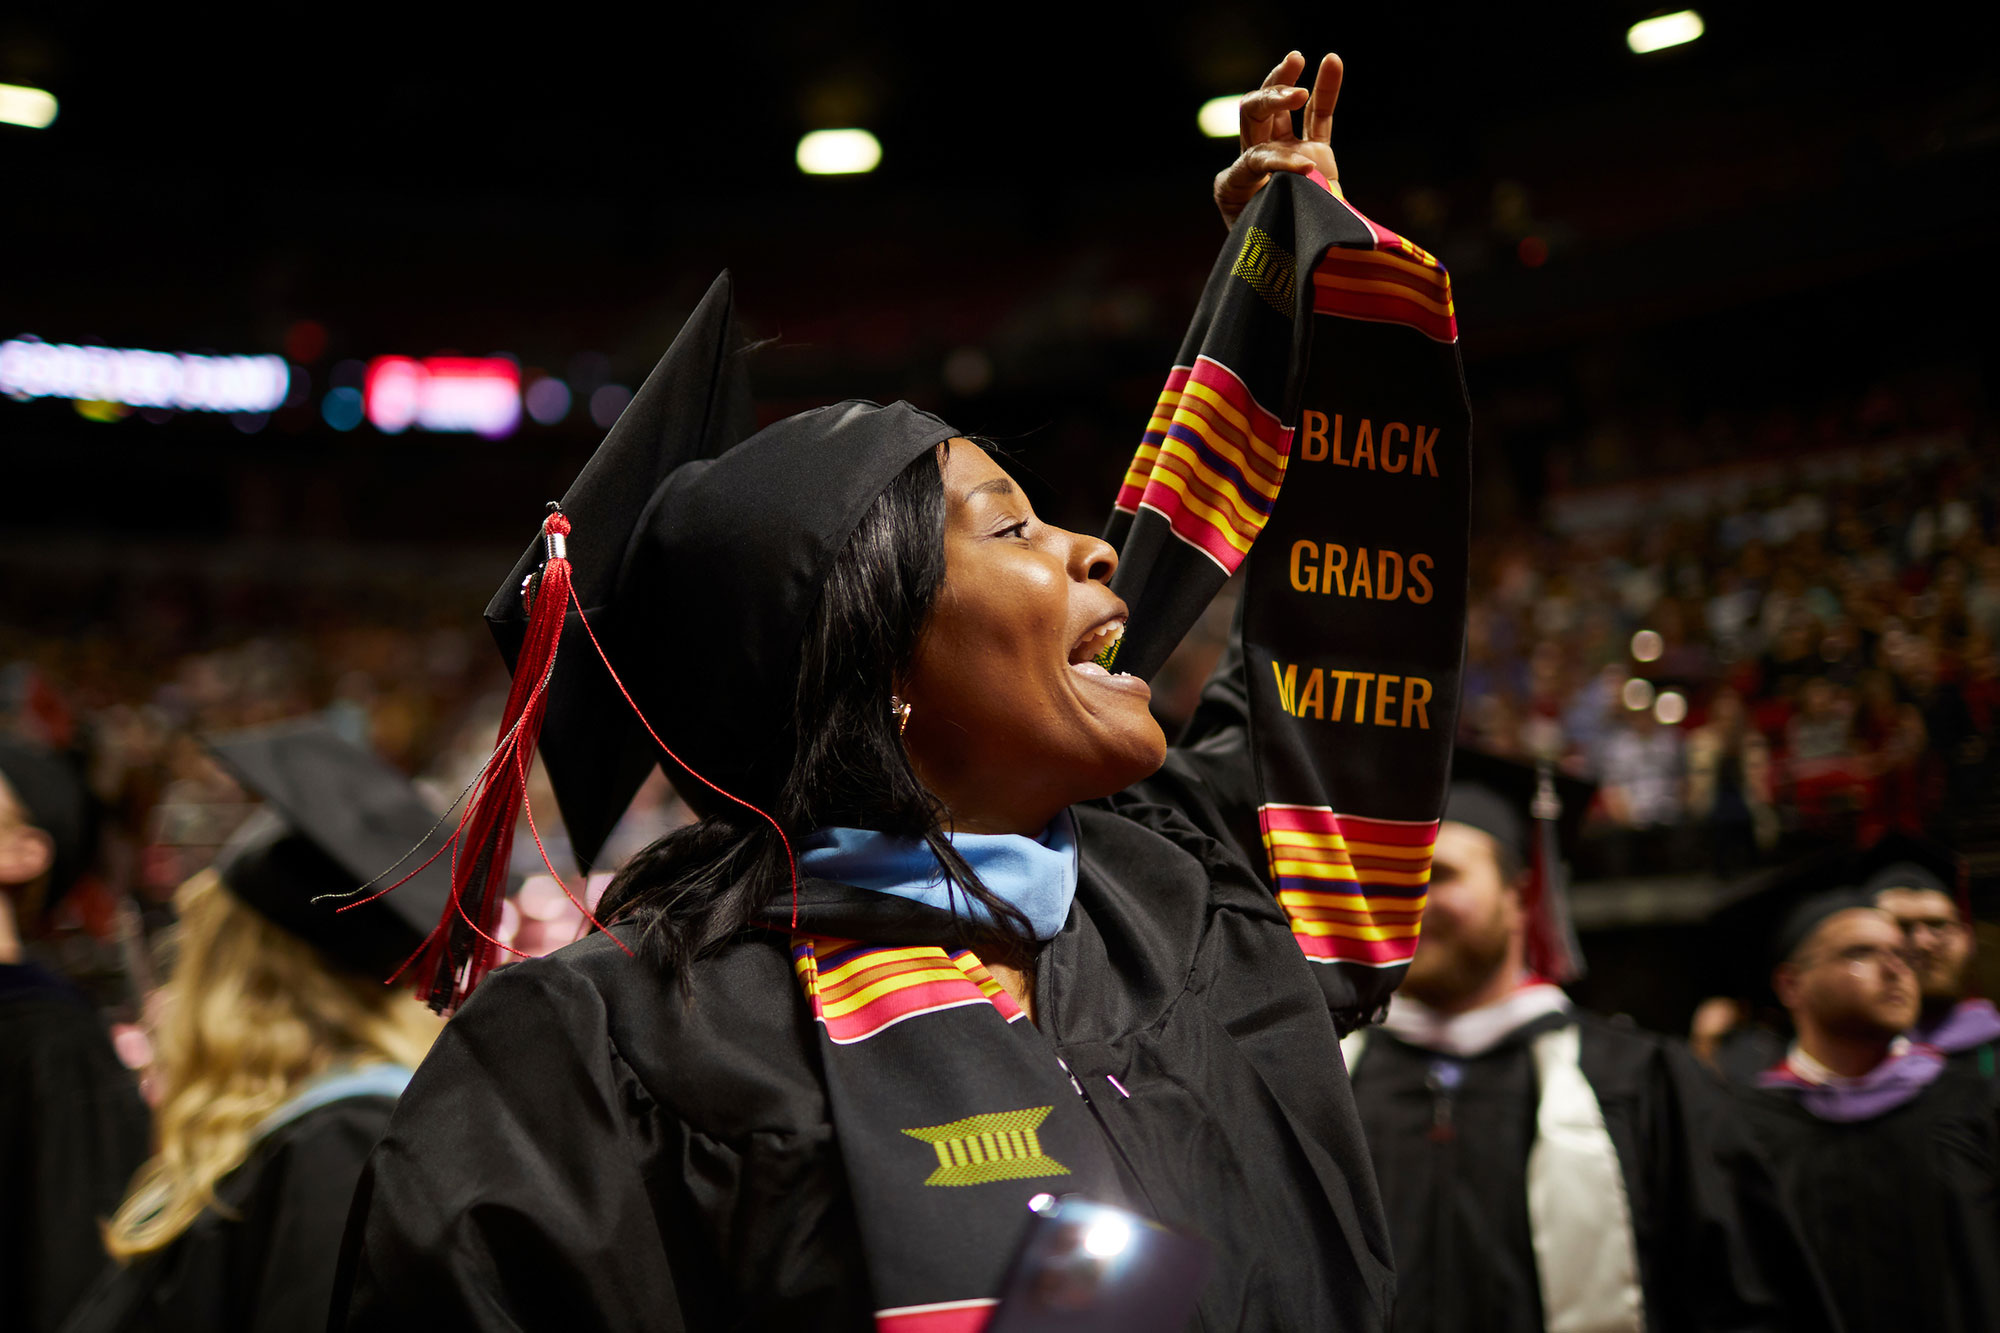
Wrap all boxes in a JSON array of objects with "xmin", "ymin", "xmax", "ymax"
[{"xmin": 1104, "ymin": 170, "xmax": 1471, "ymax": 1023}]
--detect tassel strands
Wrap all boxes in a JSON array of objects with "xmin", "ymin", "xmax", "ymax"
[
  {"xmin": 386, "ymin": 501, "xmax": 801, "ymax": 1015},
  {"xmin": 408, "ymin": 509, "xmax": 576, "ymax": 1013}
]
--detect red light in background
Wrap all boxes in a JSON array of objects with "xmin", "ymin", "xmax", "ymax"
[
  {"xmin": 363, "ymin": 356, "xmax": 520, "ymax": 438},
  {"xmin": 1517, "ymin": 236, "xmax": 1548, "ymax": 268}
]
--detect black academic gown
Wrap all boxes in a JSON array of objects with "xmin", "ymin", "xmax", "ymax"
[
  {"xmin": 1350, "ymin": 1011, "xmax": 1834, "ymax": 1332},
  {"xmin": 332, "ymin": 799, "xmax": 1396, "ymax": 1331},
  {"xmin": 0, "ymin": 961, "xmax": 150, "ymax": 1333},
  {"xmin": 1736, "ymin": 1066, "xmax": 2000, "ymax": 1333},
  {"xmin": 60, "ymin": 1095, "xmax": 397, "ymax": 1333}
]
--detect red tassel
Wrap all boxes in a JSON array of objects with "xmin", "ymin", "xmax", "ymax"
[
  {"xmin": 377, "ymin": 501, "xmax": 799, "ymax": 1015},
  {"xmin": 409, "ymin": 510, "xmax": 574, "ymax": 1013}
]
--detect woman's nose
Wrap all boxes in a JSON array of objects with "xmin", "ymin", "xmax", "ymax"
[{"xmin": 1067, "ymin": 528, "xmax": 1118, "ymax": 584}]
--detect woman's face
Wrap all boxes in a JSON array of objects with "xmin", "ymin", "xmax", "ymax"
[{"xmin": 900, "ymin": 441, "xmax": 1166, "ymax": 835}]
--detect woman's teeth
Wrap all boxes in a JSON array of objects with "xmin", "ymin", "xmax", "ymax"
[{"xmin": 1074, "ymin": 619, "xmax": 1126, "ymax": 670}]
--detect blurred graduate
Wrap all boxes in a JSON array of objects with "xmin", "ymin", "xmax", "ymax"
[
  {"xmin": 1337, "ymin": 750, "xmax": 1835, "ymax": 1332},
  {"xmin": 61, "ymin": 722, "xmax": 442, "ymax": 1333},
  {"xmin": 1736, "ymin": 889, "xmax": 2000, "ymax": 1332},
  {"xmin": 0, "ymin": 738, "xmax": 148, "ymax": 1333}
]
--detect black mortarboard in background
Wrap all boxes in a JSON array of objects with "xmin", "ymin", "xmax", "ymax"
[
  {"xmin": 1858, "ymin": 830, "xmax": 1961, "ymax": 903},
  {"xmin": 0, "ymin": 736, "xmax": 94, "ymax": 907},
  {"xmin": 205, "ymin": 719, "xmax": 453, "ymax": 978},
  {"xmin": 484, "ymin": 272, "xmax": 960, "ymax": 868},
  {"xmin": 1772, "ymin": 888, "xmax": 1880, "ymax": 965},
  {"xmin": 1704, "ymin": 846, "xmax": 1850, "ymax": 1002},
  {"xmin": 1442, "ymin": 748, "xmax": 1596, "ymax": 981},
  {"xmin": 1707, "ymin": 831, "xmax": 1968, "ymax": 998}
]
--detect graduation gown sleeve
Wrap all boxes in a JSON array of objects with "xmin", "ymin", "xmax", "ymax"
[
  {"xmin": 0, "ymin": 966, "xmax": 150, "ymax": 1333},
  {"xmin": 333, "ymin": 940, "xmax": 875, "ymax": 1333},
  {"xmin": 332, "ymin": 960, "xmax": 684, "ymax": 1332},
  {"xmin": 1122, "ymin": 635, "xmax": 1266, "ymax": 881}
]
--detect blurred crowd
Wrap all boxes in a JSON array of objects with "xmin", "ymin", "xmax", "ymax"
[{"xmin": 1456, "ymin": 392, "xmax": 1998, "ymax": 880}]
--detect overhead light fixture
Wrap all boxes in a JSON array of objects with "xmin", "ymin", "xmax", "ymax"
[
  {"xmin": 1197, "ymin": 95, "xmax": 1239, "ymax": 139},
  {"xmin": 796, "ymin": 128, "xmax": 881, "ymax": 176},
  {"xmin": 1627, "ymin": 11, "xmax": 1704, "ymax": 54},
  {"xmin": 0, "ymin": 83, "xmax": 57, "ymax": 129}
]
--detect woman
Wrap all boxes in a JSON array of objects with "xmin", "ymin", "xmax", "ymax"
[
  {"xmin": 64, "ymin": 722, "xmax": 446, "ymax": 1333},
  {"xmin": 339, "ymin": 52, "xmax": 1413, "ymax": 1331}
]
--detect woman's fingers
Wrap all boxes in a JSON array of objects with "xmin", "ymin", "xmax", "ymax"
[
  {"xmin": 1217, "ymin": 50, "xmax": 1343, "ymax": 226},
  {"xmin": 1303, "ymin": 53, "xmax": 1343, "ymax": 145},
  {"xmin": 1261, "ymin": 50, "xmax": 1306, "ymax": 91},
  {"xmin": 1241, "ymin": 51, "xmax": 1307, "ymax": 148},
  {"xmin": 1238, "ymin": 84, "xmax": 1308, "ymax": 149},
  {"xmin": 1214, "ymin": 142, "xmax": 1322, "ymax": 227}
]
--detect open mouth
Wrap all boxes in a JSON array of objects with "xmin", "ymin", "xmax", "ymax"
[{"xmin": 1069, "ymin": 617, "xmax": 1127, "ymax": 677}]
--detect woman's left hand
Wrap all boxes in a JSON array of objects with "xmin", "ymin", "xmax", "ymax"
[{"xmin": 1213, "ymin": 51, "xmax": 1342, "ymax": 229}]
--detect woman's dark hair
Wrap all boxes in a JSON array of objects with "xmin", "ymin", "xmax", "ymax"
[{"xmin": 599, "ymin": 444, "xmax": 1031, "ymax": 979}]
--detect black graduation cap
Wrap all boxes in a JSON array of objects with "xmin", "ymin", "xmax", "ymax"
[
  {"xmin": 1704, "ymin": 843, "xmax": 1857, "ymax": 1001},
  {"xmin": 1707, "ymin": 831, "xmax": 1969, "ymax": 999},
  {"xmin": 205, "ymin": 719, "xmax": 454, "ymax": 979},
  {"xmin": 1442, "ymin": 748, "xmax": 1597, "ymax": 982},
  {"xmin": 483, "ymin": 272, "xmax": 960, "ymax": 869},
  {"xmin": 1857, "ymin": 830, "xmax": 1962, "ymax": 904},
  {"xmin": 0, "ymin": 736, "xmax": 94, "ymax": 907}
]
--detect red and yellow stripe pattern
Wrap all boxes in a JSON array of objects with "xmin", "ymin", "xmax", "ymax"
[
  {"xmin": 793, "ymin": 936, "xmax": 1023, "ymax": 1045},
  {"xmin": 1260, "ymin": 804, "xmax": 1436, "ymax": 969},
  {"xmin": 1314, "ymin": 210, "xmax": 1458, "ymax": 344},
  {"xmin": 1113, "ymin": 355, "xmax": 1293, "ymax": 574}
]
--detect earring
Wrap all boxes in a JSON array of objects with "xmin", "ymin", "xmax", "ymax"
[{"xmin": 890, "ymin": 695, "xmax": 912, "ymax": 736}]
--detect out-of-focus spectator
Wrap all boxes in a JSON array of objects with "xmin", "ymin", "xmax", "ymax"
[
  {"xmin": 1598, "ymin": 706, "xmax": 1684, "ymax": 830},
  {"xmin": 0, "ymin": 740, "xmax": 149, "ymax": 1333},
  {"xmin": 1686, "ymin": 689, "xmax": 1777, "ymax": 876}
]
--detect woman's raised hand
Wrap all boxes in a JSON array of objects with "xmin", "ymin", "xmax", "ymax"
[{"xmin": 1213, "ymin": 51, "xmax": 1342, "ymax": 229}]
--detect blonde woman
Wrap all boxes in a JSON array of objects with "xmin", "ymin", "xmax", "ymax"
[{"xmin": 63, "ymin": 722, "xmax": 446, "ymax": 1333}]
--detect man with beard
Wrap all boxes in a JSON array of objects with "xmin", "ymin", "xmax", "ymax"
[
  {"xmin": 1339, "ymin": 751, "xmax": 1832, "ymax": 1332},
  {"xmin": 1738, "ymin": 893, "xmax": 2000, "ymax": 1331},
  {"xmin": 1866, "ymin": 856, "xmax": 2000, "ymax": 1082}
]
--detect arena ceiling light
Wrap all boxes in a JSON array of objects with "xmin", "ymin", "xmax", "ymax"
[
  {"xmin": 1627, "ymin": 11, "xmax": 1704, "ymax": 54},
  {"xmin": 1197, "ymin": 96, "xmax": 1239, "ymax": 139},
  {"xmin": 0, "ymin": 83, "xmax": 57, "ymax": 129},
  {"xmin": 796, "ymin": 129, "xmax": 881, "ymax": 175}
]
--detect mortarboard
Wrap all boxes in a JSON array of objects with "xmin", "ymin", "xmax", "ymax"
[
  {"xmin": 483, "ymin": 273, "xmax": 959, "ymax": 868},
  {"xmin": 1858, "ymin": 830, "xmax": 1961, "ymax": 904},
  {"xmin": 1772, "ymin": 888, "xmax": 1879, "ymax": 966},
  {"xmin": 205, "ymin": 719, "xmax": 454, "ymax": 979},
  {"xmin": 418, "ymin": 272, "xmax": 962, "ymax": 1010},
  {"xmin": 1442, "ymin": 748, "xmax": 1596, "ymax": 983},
  {"xmin": 1707, "ymin": 831, "xmax": 1968, "ymax": 997},
  {"xmin": 0, "ymin": 736, "xmax": 94, "ymax": 908}
]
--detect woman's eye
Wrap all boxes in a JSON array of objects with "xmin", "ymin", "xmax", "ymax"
[{"xmin": 997, "ymin": 520, "xmax": 1031, "ymax": 539}]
